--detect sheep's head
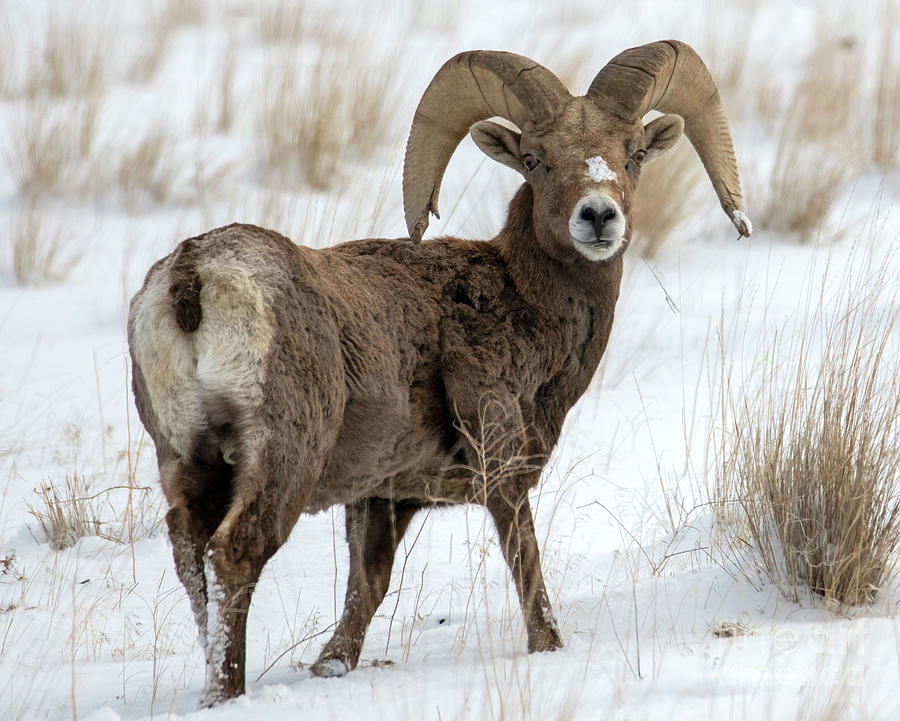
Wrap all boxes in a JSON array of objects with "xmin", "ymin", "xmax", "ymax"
[
  {"xmin": 469, "ymin": 100, "xmax": 682, "ymax": 262},
  {"xmin": 403, "ymin": 41, "xmax": 752, "ymax": 261}
]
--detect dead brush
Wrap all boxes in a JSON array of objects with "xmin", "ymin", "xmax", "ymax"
[
  {"xmin": 9, "ymin": 106, "xmax": 73, "ymax": 198},
  {"xmin": 716, "ymin": 250, "xmax": 900, "ymax": 606},
  {"xmin": 130, "ymin": 0, "xmax": 206, "ymax": 82},
  {"xmin": 27, "ymin": 472, "xmax": 163, "ymax": 551},
  {"xmin": 630, "ymin": 137, "xmax": 703, "ymax": 259},
  {"xmin": 257, "ymin": 0, "xmax": 309, "ymax": 45},
  {"xmin": 116, "ymin": 126, "xmax": 176, "ymax": 208},
  {"xmin": 257, "ymin": 54, "xmax": 343, "ymax": 190},
  {"xmin": 0, "ymin": 17, "xmax": 15, "ymax": 98},
  {"xmin": 872, "ymin": 14, "xmax": 899, "ymax": 171},
  {"xmin": 26, "ymin": 9, "xmax": 110, "ymax": 99},
  {"xmin": 8, "ymin": 205, "xmax": 79, "ymax": 285},
  {"xmin": 756, "ymin": 23, "xmax": 862, "ymax": 241},
  {"xmin": 156, "ymin": 0, "xmax": 206, "ymax": 27},
  {"xmin": 8, "ymin": 98, "xmax": 101, "ymax": 199},
  {"xmin": 256, "ymin": 44, "xmax": 399, "ymax": 190},
  {"xmin": 701, "ymin": 0, "xmax": 758, "ymax": 109},
  {"xmin": 450, "ymin": 394, "xmax": 545, "ymax": 506},
  {"xmin": 27, "ymin": 475, "xmax": 103, "ymax": 551}
]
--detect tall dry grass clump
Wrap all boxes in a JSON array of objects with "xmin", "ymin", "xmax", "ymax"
[
  {"xmin": 256, "ymin": 43, "xmax": 399, "ymax": 190},
  {"xmin": 630, "ymin": 139, "xmax": 703, "ymax": 259},
  {"xmin": 7, "ymin": 206, "xmax": 78, "ymax": 285},
  {"xmin": 258, "ymin": 0, "xmax": 309, "ymax": 45},
  {"xmin": 715, "ymin": 247, "xmax": 900, "ymax": 605},
  {"xmin": 8, "ymin": 98, "xmax": 103, "ymax": 199},
  {"xmin": 7, "ymin": 100, "xmax": 183, "ymax": 208},
  {"xmin": 757, "ymin": 23, "xmax": 862, "ymax": 241},
  {"xmin": 116, "ymin": 126, "xmax": 176, "ymax": 208},
  {"xmin": 28, "ymin": 475, "xmax": 103, "ymax": 551},
  {"xmin": 257, "ymin": 56, "xmax": 344, "ymax": 190},
  {"xmin": 872, "ymin": 16, "xmax": 899, "ymax": 171},
  {"xmin": 24, "ymin": 9, "xmax": 111, "ymax": 99},
  {"xmin": 130, "ymin": 0, "xmax": 205, "ymax": 82}
]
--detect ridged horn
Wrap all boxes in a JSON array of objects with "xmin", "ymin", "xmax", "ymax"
[
  {"xmin": 587, "ymin": 40, "xmax": 751, "ymax": 237},
  {"xmin": 403, "ymin": 51, "xmax": 571, "ymax": 243}
]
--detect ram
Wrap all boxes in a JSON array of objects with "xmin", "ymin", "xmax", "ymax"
[{"xmin": 128, "ymin": 40, "xmax": 751, "ymax": 705}]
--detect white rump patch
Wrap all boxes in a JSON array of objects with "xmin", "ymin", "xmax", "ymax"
[{"xmin": 585, "ymin": 155, "xmax": 617, "ymax": 183}]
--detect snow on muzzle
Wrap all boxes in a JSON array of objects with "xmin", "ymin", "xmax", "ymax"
[{"xmin": 569, "ymin": 193, "xmax": 626, "ymax": 261}]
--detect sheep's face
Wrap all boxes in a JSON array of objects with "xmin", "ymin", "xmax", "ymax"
[{"xmin": 471, "ymin": 98, "xmax": 683, "ymax": 264}]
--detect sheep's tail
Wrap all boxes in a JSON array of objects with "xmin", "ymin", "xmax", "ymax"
[{"xmin": 169, "ymin": 239, "xmax": 203, "ymax": 333}]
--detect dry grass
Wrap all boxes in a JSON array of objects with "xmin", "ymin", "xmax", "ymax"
[
  {"xmin": 157, "ymin": 0, "xmax": 206, "ymax": 27},
  {"xmin": 755, "ymin": 23, "xmax": 863, "ymax": 241},
  {"xmin": 256, "ymin": 44, "xmax": 399, "ymax": 190},
  {"xmin": 218, "ymin": 41, "xmax": 237, "ymax": 133},
  {"xmin": 7, "ymin": 96, "xmax": 185, "ymax": 208},
  {"xmin": 117, "ymin": 126, "xmax": 176, "ymax": 208},
  {"xmin": 26, "ymin": 464, "xmax": 162, "ymax": 552},
  {"xmin": 258, "ymin": 0, "xmax": 309, "ymax": 45},
  {"xmin": 715, "ymin": 251, "xmax": 900, "ymax": 606},
  {"xmin": 7, "ymin": 206, "xmax": 79, "ymax": 285},
  {"xmin": 9, "ymin": 109, "xmax": 71, "ymax": 199},
  {"xmin": 872, "ymin": 16, "xmax": 900, "ymax": 171},
  {"xmin": 630, "ymin": 138, "xmax": 704, "ymax": 259},
  {"xmin": 130, "ymin": 0, "xmax": 206, "ymax": 82},
  {"xmin": 25, "ymin": 10, "xmax": 110, "ymax": 99},
  {"xmin": 27, "ymin": 475, "xmax": 103, "ymax": 551},
  {"xmin": 8, "ymin": 98, "xmax": 101, "ymax": 199},
  {"xmin": 0, "ymin": 16, "xmax": 15, "ymax": 97},
  {"xmin": 701, "ymin": 0, "xmax": 758, "ymax": 104},
  {"xmin": 710, "ymin": 619, "xmax": 752, "ymax": 638},
  {"xmin": 257, "ymin": 56, "xmax": 343, "ymax": 189}
]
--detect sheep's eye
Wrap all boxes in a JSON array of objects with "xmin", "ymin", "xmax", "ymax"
[
  {"xmin": 523, "ymin": 154, "xmax": 541, "ymax": 171},
  {"xmin": 632, "ymin": 149, "xmax": 647, "ymax": 164}
]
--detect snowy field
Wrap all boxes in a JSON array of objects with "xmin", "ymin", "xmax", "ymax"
[{"xmin": 2, "ymin": 0, "xmax": 900, "ymax": 718}]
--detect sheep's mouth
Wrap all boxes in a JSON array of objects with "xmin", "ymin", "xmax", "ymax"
[
  {"xmin": 571, "ymin": 233, "xmax": 626, "ymax": 261},
  {"xmin": 583, "ymin": 236, "xmax": 619, "ymax": 249},
  {"xmin": 569, "ymin": 226, "xmax": 624, "ymax": 249}
]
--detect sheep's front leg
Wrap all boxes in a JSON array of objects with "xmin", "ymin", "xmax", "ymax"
[
  {"xmin": 446, "ymin": 381, "xmax": 562, "ymax": 654},
  {"xmin": 311, "ymin": 498, "xmax": 419, "ymax": 677},
  {"xmin": 485, "ymin": 492, "xmax": 562, "ymax": 653}
]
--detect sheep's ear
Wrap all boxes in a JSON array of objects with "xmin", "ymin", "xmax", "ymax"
[
  {"xmin": 642, "ymin": 114, "xmax": 684, "ymax": 164},
  {"xmin": 470, "ymin": 120, "xmax": 524, "ymax": 175}
]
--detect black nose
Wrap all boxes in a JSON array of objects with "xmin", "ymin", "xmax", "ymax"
[{"xmin": 579, "ymin": 205, "xmax": 618, "ymax": 237}]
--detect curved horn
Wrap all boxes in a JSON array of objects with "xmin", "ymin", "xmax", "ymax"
[
  {"xmin": 403, "ymin": 51, "xmax": 571, "ymax": 243},
  {"xmin": 587, "ymin": 40, "xmax": 751, "ymax": 237}
]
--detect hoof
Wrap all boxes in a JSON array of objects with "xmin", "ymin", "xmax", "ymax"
[{"xmin": 310, "ymin": 657, "xmax": 350, "ymax": 678}]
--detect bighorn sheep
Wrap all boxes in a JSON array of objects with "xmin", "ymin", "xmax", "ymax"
[{"xmin": 128, "ymin": 40, "xmax": 750, "ymax": 705}]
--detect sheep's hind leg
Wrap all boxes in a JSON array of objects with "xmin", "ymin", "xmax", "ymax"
[
  {"xmin": 164, "ymin": 456, "xmax": 233, "ymax": 652},
  {"xmin": 310, "ymin": 497, "xmax": 419, "ymax": 677},
  {"xmin": 202, "ymin": 480, "xmax": 284, "ymax": 705},
  {"xmin": 166, "ymin": 503, "xmax": 213, "ymax": 647},
  {"xmin": 486, "ymin": 492, "xmax": 563, "ymax": 653}
]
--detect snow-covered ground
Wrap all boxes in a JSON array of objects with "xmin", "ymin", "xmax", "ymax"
[{"xmin": 2, "ymin": 0, "xmax": 899, "ymax": 718}]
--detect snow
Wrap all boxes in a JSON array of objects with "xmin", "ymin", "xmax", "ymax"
[
  {"xmin": 585, "ymin": 155, "xmax": 617, "ymax": 183},
  {"xmin": 1, "ymin": 0, "xmax": 900, "ymax": 720}
]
